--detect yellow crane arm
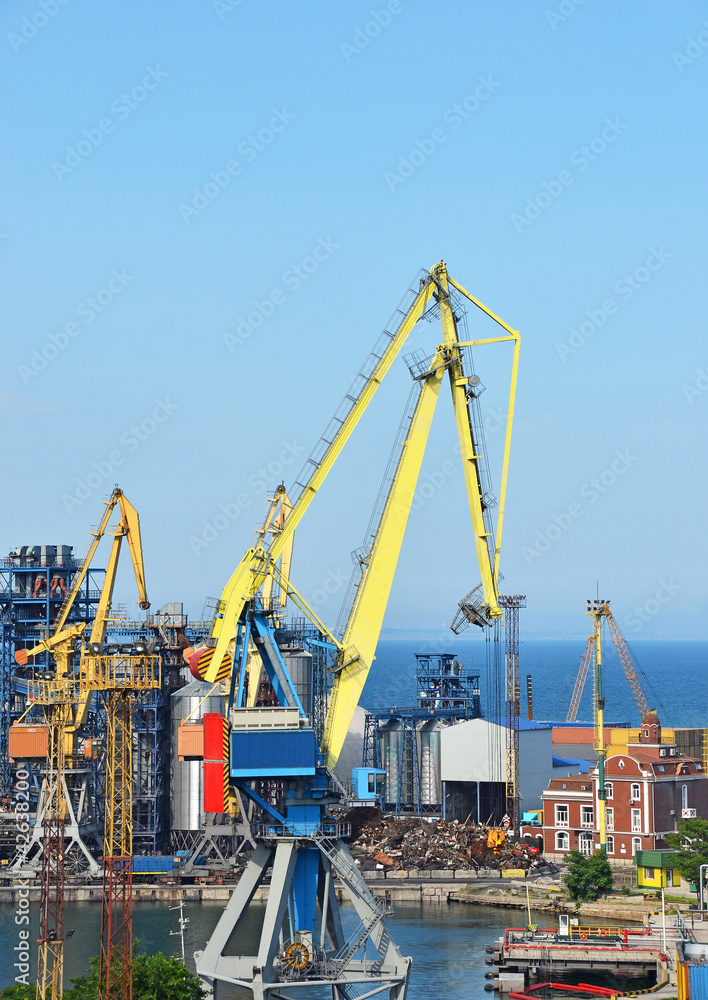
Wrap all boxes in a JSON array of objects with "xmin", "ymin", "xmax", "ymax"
[
  {"xmin": 52, "ymin": 491, "xmax": 121, "ymax": 634},
  {"xmin": 116, "ymin": 492, "xmax": 150, "ymax": 610},
  {"xmin": 14, "ymin": 623, "xmax": 86, "ymax": 674},
  {"xmin": 261, "ymin": 487, "xmax": 294, "ymax": 611},
  {"xmin": 566, "ymin": 635, "xmax": 596, "ymax": 722},
  {"xmin": 51, "ymin": 488, "xmax": 148, "ymax": 638},
  {"xmin": 321, "ymin": 357, "xmax": 446, "ymax": 768},
  {"xmin": 201, "ymin": 278, "xmax": 436, "ymax": 683},
  {"xmin": 88, "ymin": 491, "xmax": 149, "ymax": 646},
  {"xmin": 436, "ymin": 267, "xmax": 501, "ymax": 620},
  {"xmin": 448, "ymin": 276, "xmax": 520, "ymax": 589}
]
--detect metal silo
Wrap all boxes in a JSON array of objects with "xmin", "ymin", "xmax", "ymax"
[
  {"xmin": 170, "ymin": 680, "xmax": 224, "ymax": 845},
  {"xmin": 419, "ymin": 721, "xmax": 444, "ymax": 808},
  {"xmin": 379, "ymin": 720, "xmax": 401, "ymax": 808},
  {"xmin": 283, "ymin": 648, "xmax": 313, "ymax": 720}
]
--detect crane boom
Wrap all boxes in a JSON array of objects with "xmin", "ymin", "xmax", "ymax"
[
  {"xmin": 193, "ymin": 262, "xmax": 520, "ymax": 1000},
  {"xmin": 566, "ymin": 635, "xmax": 596, "ymax": 723},
  {"xmin": 52, "ymin": 489, "xmax": 149, "ymax": 639},
  {"xmin": 197, "ymin": 264, "xmax": 519, "ymax": 690},
  {"xmin": 603, "ymin": 603, "xmax": 650, "ymax": 717},
  {"xmin": 197, "ymin": 275, "xmax": 436, "ymax": 683},
  {"xmin": 322, "ymin": 351, "xmax": 445, "ymax": 767}
]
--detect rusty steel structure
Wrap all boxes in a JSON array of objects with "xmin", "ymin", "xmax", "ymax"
[
  {"xmin": 83, "ymin": 653, "xmax": 160, "ymax": 1000},
  {"xmin": 30, "ymin": 679, "xmax": 79, "ymax": 1000}
]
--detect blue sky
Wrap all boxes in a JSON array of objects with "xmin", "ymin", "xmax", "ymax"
[{"xmin": 2, "ymin": 0, "xmax": 706, "ymax": 640}]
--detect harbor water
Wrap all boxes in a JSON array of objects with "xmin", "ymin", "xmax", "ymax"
[
  {"xmin": 0, "ymin": 899, "xmax": 536, "ymax": 997},
  {"xmin": 0, "ymin": 898, "xmax": 654, "ymax": 998}
]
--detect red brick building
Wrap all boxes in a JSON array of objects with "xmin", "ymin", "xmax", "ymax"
[{"xmin": 538, "ymin": 713, "xmax": 708, "ymax": 861}]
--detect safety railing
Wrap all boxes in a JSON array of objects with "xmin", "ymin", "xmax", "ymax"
[
  {"xmin": 80, "ymin": 654, "xmax": 161, "ymax": 690},
  {"xmin": 256, "ymin": 821, "xmax": 351, "ymax": 840}
]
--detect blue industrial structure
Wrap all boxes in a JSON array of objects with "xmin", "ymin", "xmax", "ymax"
[
  {"xmin": 0, "ymin": 545, "xmax": 105, "ymax": 795},
  {"xmin": 362, "ymin": 652, "xmax": 484, "ymax": 816}
]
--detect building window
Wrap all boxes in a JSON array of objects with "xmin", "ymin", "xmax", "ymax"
[
  {"xmin": 606, "ymin": 835, "xmax": 614, "ymax": 854},
  {"xmin": 631, "ymin": 783, "xmax": 641, "ymax": 802},
  {"xmin": 555, "ymin": 805, "xmax": 569, "ymax": 827},
  {"xmin": 632, "ymin": 837, "xmax": 641, "ymax": 855},
  {"xmin": 606, "ymin": 807, "xmax": 614, "ymax": 831},
  {"xmin": 631, "ymin": 808, "xmax": 642, "ymax": 833},
  {"xmin": 645, "ymin": 867, "xmax": 655, "ymax": 879},
  {"xmin": 579, "ymin": 832, "xmax": 594, "ymax": 855},
  {"xmin": 581, "ymin": 806, "xmax": 594, "ymax": 828},
  {"xmin": 605, "ymin": 782, "xmax": 613, "ymax": 799},
  {"xmin": 556, "ymin": 831, "xmax": 569, "ymax": 851},
  {"xmin": 682, "ymin": 784, "xmax": 688, "ymax": 810}
]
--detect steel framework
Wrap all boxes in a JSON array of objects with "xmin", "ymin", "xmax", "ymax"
[
  {"xmin": 499, "ymin": 595, "xmax": 525, "ymax": 832},
  {"xmin": 99, "ymin": 690, "xmax": 136, "ymax": 1000},
  {"xmin": 80, "ymin": 653, "xmax": 160, "ymax": 1000},
  {"xmin": 32, "ymin": 680, "xmax": 78, "ymax": 1000},
  {"xmin": 566, "ymin": 635, "xmax": 596, "ymax": 723},
  {"xmin": 565, "ymin": 601, "xmax": 651, "ymax": 723},
  {"xmin": 0, "ymin": 550, "xmax": 104, "ymax": 796},
  {"xmin": 395, "ymin": 718, "xmax": 421, "ymax": 818},
  {"xmin": 364, "ymin": 653, "xmax": 483, "ymax": 815}
]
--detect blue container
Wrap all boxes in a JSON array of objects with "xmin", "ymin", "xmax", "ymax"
[{"xmin": 230, "ymin": 729, "xmax": 317, "ymax": 777}]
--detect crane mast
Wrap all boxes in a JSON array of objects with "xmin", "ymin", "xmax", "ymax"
[
  {"xmin": 587, "ymin": 599, "xmax": 608, "ymax": 853},
  {"xmin": 193, "ymin": 263, "xmax": 520, "ymax": 1000}
]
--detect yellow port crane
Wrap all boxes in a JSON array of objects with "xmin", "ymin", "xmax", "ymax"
[
  {"xmin": 16, "ymin": 489, "xmax": 155, "ymax": 1000},
  {"xmin": 192, "ymin": 262, "xmax": 521, "ymax": 1000},
  {"xmin": 77, "ymin": 491, "xmax": 158, "ymax": 1000},
  {"xmin": 193, "ymin": 262, "xmax": 520, "ymax": 771}
]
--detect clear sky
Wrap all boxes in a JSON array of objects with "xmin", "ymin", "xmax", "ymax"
[{"xmin": 2, "ymin": 1, "xmax": 706, "ymax": 640}]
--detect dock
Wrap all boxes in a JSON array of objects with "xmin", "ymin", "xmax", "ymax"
[{"xmin": 488, "ymin": 926, "xmax": 671, "ymax": 995}]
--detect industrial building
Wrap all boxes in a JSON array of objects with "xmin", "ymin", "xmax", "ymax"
[
  {"xmin": 440, "ymin": 717, "xmax": 587, "ymax": 824},
  {"xmin": 362, "ymin": 652, "xmax": 483, "ymax": 815}
]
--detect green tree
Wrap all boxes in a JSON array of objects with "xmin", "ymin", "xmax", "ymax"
[
  {"xmin": 665, "ymin": 817, "xmax": 708, "ymax": 885},
  {"xmin": 562, "ymin": 849, "xmax": 614, "ymax": 901},
  {"xmin": 64, "ymin": 951, "xmax": 208, "ymax": 1000},
  {"xmin": 0, "ymin": 986, "xmax": 35, "ymax": 1000}
]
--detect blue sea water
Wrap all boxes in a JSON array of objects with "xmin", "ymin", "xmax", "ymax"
[
  {"xmin": 362, "ymin": 638, "xmax": 708, "ymax": 728},
  {"xmin": 0, "ymin": 899, "xmax": 652, "ymax": 998}
]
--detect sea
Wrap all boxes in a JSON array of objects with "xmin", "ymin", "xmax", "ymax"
[
  {"xmin": 0, "ymin": 900, "xmax": 653, "ymax": 998},
  {"xmin": 362, "ymin": 638, "xmax": 708, "ymax": 728}
]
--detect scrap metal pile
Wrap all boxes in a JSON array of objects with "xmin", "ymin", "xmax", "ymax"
[{"xmin": 349, "ymin": 814, "xmax": 554, "ymax": 875}]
